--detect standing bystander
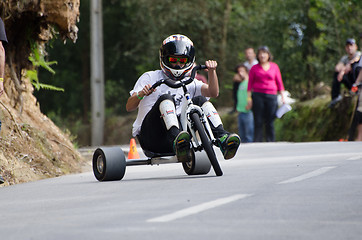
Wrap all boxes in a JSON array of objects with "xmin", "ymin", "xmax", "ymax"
[
  {"xmin": 236, "ymin": 64, "xmax": 253, "ymax": 143},
  {"xmin": 352, "ymin": 35, "xmax": 362, "ymax": 141},
  {"xmin": 243, "ymin": 47, "xmax": 259, "ymax": 71},
  {"xmin": 352, "ymin": 70, "xmax": 362, "ymax": 141},
  {"xmin": 247, "ymin": 46, "xmax": 285, "ymax": 142},
  {"xmin": 0, "ymin": 17, "xmax": 7, "ymax": 184},
  {"xmin": 231, "ymin": 47, "xmax": 258, "ymax": 113}
]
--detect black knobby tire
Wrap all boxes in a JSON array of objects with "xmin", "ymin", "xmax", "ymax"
[
  {"xmin": 190, "ymin": 112, "xmax": 223, "ymax": 176},
  {"xmin": 92, "ymin": 147, "xmax": 127, "ymax": 181}
]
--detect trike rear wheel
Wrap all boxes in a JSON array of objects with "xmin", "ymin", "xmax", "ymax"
[{"xmin": 92, "ymin": 147, "xmax": 126, "ymax": 181}]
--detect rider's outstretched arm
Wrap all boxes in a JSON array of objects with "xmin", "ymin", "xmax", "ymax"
[
  {"xmin": 126, "ymin": 92, "xmax": 141, "ymax": 112},
  {"xmin": 126, "ymin": 84, "xmax": 154, "ymax": 112},
  {"xmin": 201, "ymin": 60, "xmax": 219, "ymax": 98}
]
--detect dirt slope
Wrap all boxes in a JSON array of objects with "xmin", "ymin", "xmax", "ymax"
[{"xmin": 0, "ymin": 0, "xmax": 85, "ymax": 186}]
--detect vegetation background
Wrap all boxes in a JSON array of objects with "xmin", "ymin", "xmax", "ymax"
[{"xmin": 34, "ymin": 0, "xmax": 362, "ymax": 146}]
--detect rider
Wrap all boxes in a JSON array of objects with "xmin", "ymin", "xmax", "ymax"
[{"xmin": 126, "ymin": 34, "xmax": 240, "ymax": 161}]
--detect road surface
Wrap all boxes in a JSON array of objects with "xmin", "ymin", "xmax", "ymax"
[{"xmin": 0, "ymin": 142, "xmax": 361, "ymax": 240}]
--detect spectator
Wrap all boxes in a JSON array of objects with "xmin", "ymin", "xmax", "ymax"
[
  {"xmin": 231, "ymin": 47, "xmax": 258, "ymax": 113},
  {"xmin": 353, "ymin": 58, "xmax": 362, "ymax": 141},
  {"xmin": 346, "ymin": 34, "xmax": 362, "ymax": 141},
  {"xmin": 0, "ymin": 17, "xmax": 7, "ymax": 185},
  {"xmin": 243, "ymin": 47, "xmax": 259, "ymax": 71},
  {"xmin": 329, "ymin": 38, "xmax": 361, "ymax": 107},
  {"xmin": 0, "ymin": 18, "xmax": 8, "ymax": 184},
  {"xmin": 236, "ymin": 64, "xmax": 253, "ymax": 143},
  {"xmin": 247, "ymin": 46, "xmax": 285, "ymax": 142},
  {"xmin": 353, "ymin": 34, "xmax": 362, "ymax": 81},
  {"xmin": 0, "ymin": 17, "xmax": 6, "ymax": 98}
]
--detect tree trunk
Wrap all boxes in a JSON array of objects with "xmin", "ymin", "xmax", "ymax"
[{"xmin": 218, "ymin": 0, "xmax": 232, "ymax": 83}]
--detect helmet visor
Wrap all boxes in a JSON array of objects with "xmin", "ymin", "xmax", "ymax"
[{"xmin": 168, "ymin": 56, "xmax": 188, "ymax": 64}]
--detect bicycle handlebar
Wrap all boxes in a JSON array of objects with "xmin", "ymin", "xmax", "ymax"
[{"xmin": 150, "ymin": 64, "xmax": 207, "ymax": 90}]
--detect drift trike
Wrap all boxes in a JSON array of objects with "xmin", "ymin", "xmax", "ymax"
[{"xmin": 93, "ymin": 65, "xmax": 224, "ymax": 181}]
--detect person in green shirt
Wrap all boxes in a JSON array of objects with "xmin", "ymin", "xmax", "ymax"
[{"xmin": 236, "ymin": 64, "xmax": 254, "ymax": 142}]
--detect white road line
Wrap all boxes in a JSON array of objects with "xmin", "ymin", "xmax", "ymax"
[
  {"xmin": 278, "ymin": 166, "xmax": 336, "ymax": 184},
  {"xmin": 347, "ymin": 156, "xmax": 362, "ymax": 161},
  {"xmin": 147, "ymin": 194, "xmax": 252, "ymax": 223}
]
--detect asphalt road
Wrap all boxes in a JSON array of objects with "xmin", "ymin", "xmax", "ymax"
[{"xmin": 1, "ymin": 142, "xmax": 362, "ymax": 240}]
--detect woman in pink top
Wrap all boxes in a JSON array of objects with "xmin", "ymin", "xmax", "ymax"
[{"xmin": 247, "ymin": 46, "xmax": 285, "ymax": 142}]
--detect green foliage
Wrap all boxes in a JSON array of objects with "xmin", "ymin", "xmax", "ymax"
[
  {"xmin": 223, "ymin": 96, "xmax": 355, "ymax": 142},
  {"xmin": 27, "ymin": 41, "xmax": 64, "ymax": 92},
  {"xmin": 275, "ymin": 96, "xmax": 354, "ymax": 141},
  {"xmin": 36, "ymin": 0, "xmax": 90, "ymax": 118},
  {"xmin": 46, "ymin": 110, "xmax": 84, "ymax": 148},
  {"xmin": 27, "ymin": 69, "xmax": 64, "ymax": 92},
  {"xmin": 33, "ymin": 0, "xmax": 362, "ymax": 145},
  {"xmin": 28, "ymin": 44, "xmax": 57, "ymax": 75}
]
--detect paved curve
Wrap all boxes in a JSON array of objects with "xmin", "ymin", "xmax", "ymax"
[{"xmin": 0, "ymin": 142, "xmax": 362, "ymax": 240}]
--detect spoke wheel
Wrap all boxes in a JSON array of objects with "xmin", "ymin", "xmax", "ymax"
[{"xmin": 190, "ymin": 112, "xmax": 223, "ymax": 176}]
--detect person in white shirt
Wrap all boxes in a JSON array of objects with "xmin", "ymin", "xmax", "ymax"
[
  {"xmin": 329, "ymin": 38, "xmax": 361, "ymax": 107},
  {"xmin": 126, "ymin": 34, "xmax": 240, "ymax": 161}
]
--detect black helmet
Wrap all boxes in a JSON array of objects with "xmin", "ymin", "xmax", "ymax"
[{"xmin": 160, "ymin": 34, "xmax": 195, "ymax": 81}]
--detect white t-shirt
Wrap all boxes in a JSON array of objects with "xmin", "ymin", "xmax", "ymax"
[
  {"xmin": 243, "ymin": 59, "xmax": 258, "ymax": 71},
  {"xmin": 339, "ymin": 51, "xmax": 361, "ymax": 65},
  {"xmin": 130, "ymin": 70, "xmax": 205, "ymax": 136}
]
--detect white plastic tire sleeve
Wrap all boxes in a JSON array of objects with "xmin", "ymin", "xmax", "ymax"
[
  {"xmin": 159, "ymin": 99, "xmax": 179, "ymax": 130},
  {"xmin": 202, "ymin": 101, "xmax": 222, "ymax": 128}
]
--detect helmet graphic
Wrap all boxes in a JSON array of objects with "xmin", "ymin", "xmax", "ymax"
[{"xmin": 160, "ymin": 34, "xmax": 195, "ymax": 81}]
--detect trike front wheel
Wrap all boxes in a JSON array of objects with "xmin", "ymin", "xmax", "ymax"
[{"xmin": 190, "ymin": 112, "xmax": 223, "ymax": 176}]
